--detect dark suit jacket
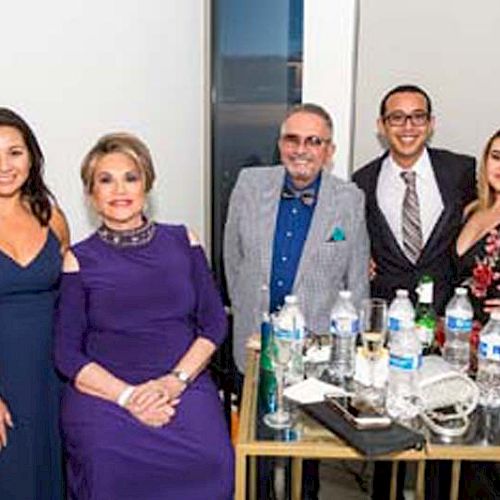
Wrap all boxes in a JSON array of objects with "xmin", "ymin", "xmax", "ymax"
[{"xmin": 352, "ymin": 148, "xmax": 476, "ymax": 314}]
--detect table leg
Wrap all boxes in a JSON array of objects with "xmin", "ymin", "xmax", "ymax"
[
  {"xmin": 235, "ymin": 450, "xmax": 247, "ymax": 500},
  {"xmin": 389, "ymin": 462, "xmax": 398, "ymax": 500},
  {"xmin": 449, "ymin": 460, "xmax": 461, "ymax": 500},
  {"xmin": 291, "ymin": 457, "xmax": 303, "ymax": 500},
  {"xmin": 249, "ymin": 456, "xmax": 257, "ymax": 500},
  {"xmin": 415, "ymin": 460, "xmax": 426, "ymax": 500}
]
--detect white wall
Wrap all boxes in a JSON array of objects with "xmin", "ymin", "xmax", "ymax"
[
  {"xmin": 303, "ymin": 0, "xmax": 358, "ymax": 180},
  {"xmin": 0, "ymin": 1, "xmax": 207, "ymax": 243},
  {"xmin": 354, "ymin": 0, "xmax": 500, "ymax": 171}
]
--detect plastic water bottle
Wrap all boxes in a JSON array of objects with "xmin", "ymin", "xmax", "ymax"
[
  {"xmin": 329, "ymin": 290, "xmax": 359, "ymax": 382},
  {"xmin": 477, "ymin": 311, "xmax": 500, "ymax": 408},
  {"xmin": 386, "ymin": 323, "xmax": 422, "ymax": 420},
  {"xmin": 443, "ymin": 287, "xmax": 473, "ymax": 372},
  {"xmin": 275, "ymin": 295, "xmax": 305, "ymax": 385},
  {"xmin": 388, "ymin": 289, "xmax": 415, "ymax": 345}
]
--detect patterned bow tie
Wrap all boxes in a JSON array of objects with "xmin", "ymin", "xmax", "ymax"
[{"xmin": 281, "ymin": 185, "xmax": 316, "ymax": 206}]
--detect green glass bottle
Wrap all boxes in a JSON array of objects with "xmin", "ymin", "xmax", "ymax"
[
  {"xmin": 258, "ymin": 286, "xmax": 277, "ymax": 414},
  {"xmin": 415, "ymin": 275, "xmax": 437, "ymax": 355}
]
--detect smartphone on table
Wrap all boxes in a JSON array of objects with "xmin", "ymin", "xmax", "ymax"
[{"xmin": 325, "ymin": 395, "xmax": 392, "ymax": 429}]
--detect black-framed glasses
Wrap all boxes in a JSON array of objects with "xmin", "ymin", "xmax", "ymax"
[
  {"xmin": 383, "ymin": 110, "xmax": 430, "ymax": 127},
  {"xmin": 280, "ymin": 133, "xmax": 331, "ymax": 149}
]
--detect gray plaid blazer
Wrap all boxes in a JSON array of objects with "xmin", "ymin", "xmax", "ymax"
[{"xmin": 223, "ymin": 166, "xmax": 370, "ymax": 372}]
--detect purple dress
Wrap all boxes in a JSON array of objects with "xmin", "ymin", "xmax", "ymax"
[{"xmin": 55, "ymin": 224, "xmax": 234, "ymax": 500}]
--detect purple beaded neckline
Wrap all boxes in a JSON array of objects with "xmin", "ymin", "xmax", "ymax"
[{"xmin": 97, "ymin": 219, "xmax": 156, "ymax": 248}]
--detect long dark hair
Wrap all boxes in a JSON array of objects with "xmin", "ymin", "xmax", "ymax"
[{"xmin": 0, "ymin": 108, "xmax": 53, "ymax": 225}]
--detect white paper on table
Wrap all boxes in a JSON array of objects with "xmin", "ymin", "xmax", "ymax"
[{"xmin": 283, "ymin": 377, "xmax": 347, "ymax": 404}]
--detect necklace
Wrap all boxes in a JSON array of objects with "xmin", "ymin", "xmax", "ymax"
[{"xmin": 97, "ymin": 219, "xmax": 156, "ymax": 248}]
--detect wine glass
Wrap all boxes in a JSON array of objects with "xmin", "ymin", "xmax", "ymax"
[
  {"xmin": 359, "ymin": 298, "xmax": 388, "ymax": 405},
  {"xmin": 263, "ymin": 316, "xmax": 293, "ymax": 429}
]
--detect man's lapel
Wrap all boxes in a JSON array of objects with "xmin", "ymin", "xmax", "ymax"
[
  {"xmin": 293, "ymin": 172, "xmax": 338, "ymax": 291},
  {"xmin": 419, "ymin": 149, "xmax": 456, "ymax": 262},
  {"xmin": 367, "ymin": 157, "xmax": 410, "ymax": 263},
  {"xmin": 258, "ymin": 166, "xmax": 285, "ymax": 288}
]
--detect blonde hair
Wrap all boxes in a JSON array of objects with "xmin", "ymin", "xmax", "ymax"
[
  {"xmin": 81, "ymin": 132, "xmax": 155, "ymax": 193},
  {"xmin": 468, "ymin": 129, "xmax": 500, "ymax": 215}
]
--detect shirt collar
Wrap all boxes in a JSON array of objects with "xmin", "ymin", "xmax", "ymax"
[{"xmin": 387, "ymin": 148, "xmax": 432, "ymax": 181}]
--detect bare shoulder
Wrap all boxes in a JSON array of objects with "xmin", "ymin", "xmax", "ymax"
[
  {"xmin": 62, "ymin": 250, "xmax": 80, "ymax": 273},
  {"xmin": 49, "ymin": 206, "xmax": 70, "ymax": 252},
  {"xmin": 186, "ymin": 227, "xmax": 202, "ymax": 247}
]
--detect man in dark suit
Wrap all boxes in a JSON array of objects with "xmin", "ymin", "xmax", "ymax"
[
  {"xmin": 353, "ymin": 84, "xmax": 476, "ymax": 315},
  {"xmin": 353, "ymin": 84, "xmax": 476, "ymax": 500}
]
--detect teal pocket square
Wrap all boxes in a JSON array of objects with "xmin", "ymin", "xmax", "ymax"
[{"xmin": 329, "ymin": 227, "xmax": 346, "ymax": 242}]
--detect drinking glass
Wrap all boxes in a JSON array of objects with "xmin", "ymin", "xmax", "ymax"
[
  {"xmin": 263, "ymin": 317, "xmax": 293, "ymax": 429},
  {"xmin": 359, "ymin": 298, "xmax": 388, "ymax": 403}
]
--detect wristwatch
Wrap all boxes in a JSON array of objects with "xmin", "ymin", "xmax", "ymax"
[{"xmin": 171, "ymin": 369, "xmax": 191, "ymax": 385}]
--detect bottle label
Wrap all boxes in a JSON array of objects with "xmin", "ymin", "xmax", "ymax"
[
  {"xmin": 388, "ymin": 317, "xmax": 413, "ymax": 332},
  {"xmin": 446, "ymin": 316, "xmax": 473, "ymax": 332},
  {"xmin": 389, "ymin": 354, "xmax": 422, "ymax": 371},
  {"xmin": 418, "ymin": 282, "xmax": 433, "ymax": 304},
  {"xmin": 479, "ymin": 341, "xmax": 500, "ymax": 362},
  {"xmin": 275, "ymin": 327, "xmax": 303, "ymax": 341},
  {"xmin": 330, "ymin": 318, "xmax": 359, "ymax": 335},
  {"xmin": 415, "ymin": 324, "xmax": 434, "ymax": 346}
]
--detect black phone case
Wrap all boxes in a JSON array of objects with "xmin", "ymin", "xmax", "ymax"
[{"xmin": 301, "ymin": 401, "xmax": 425, "ymax": 457}]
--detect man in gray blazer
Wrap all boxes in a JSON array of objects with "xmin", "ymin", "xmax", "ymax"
[
  {"xmin": 224, "ymin": 103, "xmax": 369, "ymax": 498},
  {"xmin": 224, "ymin": 103, "xmax": 369, "ymax": 374}
]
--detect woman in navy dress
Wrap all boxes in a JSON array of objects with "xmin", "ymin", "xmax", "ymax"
[
  {"xmin": 55, "ymin": 132, "xmax": 234, "ymax": 499},
  {"xmin": 0, "ymin": 108, "xmax": 69, "ymax": 499}
]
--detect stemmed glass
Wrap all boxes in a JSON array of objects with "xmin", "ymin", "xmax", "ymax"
[
  {"xmin": 359, "ymin": 298, "xmax": 388, "ymax": 404},
  {"xmin": 263, "ymin": 316, "xmax": 293, "ymax": 429}
]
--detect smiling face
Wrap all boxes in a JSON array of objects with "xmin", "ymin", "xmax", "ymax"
[
  {"xmin": 278, "ymin": 111, "xmax": 335, "ymax": 189},
  {"xmin": 0, "ymin": 126, "xmax": 31, "ymax": 200},
  {"xmin": 486, "ymin": 137, "xmax": 500, "ymax": 194},
  {"xmin": 377, "ymin": 91, "xmax": 434, "ymax": 169},
  {"xmin": 90, "ymin": 152, "xmax": 146, "ymax": 230}
]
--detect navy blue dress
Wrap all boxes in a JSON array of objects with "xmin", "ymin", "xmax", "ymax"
[{"xmin": 0, "ymin": 230, "xmax": 64, "ymax": 500}]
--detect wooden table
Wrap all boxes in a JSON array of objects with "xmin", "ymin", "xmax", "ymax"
[{"xmin": 234, "ymin": 349, "xmax": 500, "ymax": 500}]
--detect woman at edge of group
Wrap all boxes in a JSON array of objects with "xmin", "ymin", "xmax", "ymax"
[
  {"xmin": 0, "ymin": 107, "xmax": 69, "ymax": 499},
  {"xmin": 457, "ymin": 129, "xmax": 500, "ymax": 322},
  {"xmin": 54, "ymin": 132, "xmax": 234, "ymax": 499},
  {"xmin": 455, "ymin": 129, "xmax": 500, "ymax": 500}
]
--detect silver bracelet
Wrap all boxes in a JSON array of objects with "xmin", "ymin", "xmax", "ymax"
[{"xmin": 117, "ymin": 385, "xmax": 135, "ymax": 407}]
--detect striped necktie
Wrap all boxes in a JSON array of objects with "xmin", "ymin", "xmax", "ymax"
[{"xmin": 400, "ymin": 170, "xmax": 423, "ymax": 263}]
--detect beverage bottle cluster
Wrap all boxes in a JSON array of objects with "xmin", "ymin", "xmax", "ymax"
[
  {"xmin": 386, "ymin": 289, "xmax": 421, "ymax": 420},
  {"xmin": 477, "ymin": 310, "xmax": 500, "ymax": 408},
  {"xmin": 443, "ymin": 287, "xmax": 473, "ymax": 372},
  {"xmin": 329, "ymin": 290, "xmax": 359, "ymax": 382}
]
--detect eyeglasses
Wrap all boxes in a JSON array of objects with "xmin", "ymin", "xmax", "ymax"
[
  {"xmin": 383, "ymin": 111, "xmax": 430, "ymax": 127},
  {"xmin": 280, "ymin": 134, "xmax": 331, "ymax": 150}
]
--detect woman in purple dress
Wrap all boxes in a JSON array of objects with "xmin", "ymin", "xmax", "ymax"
[{"xmin": 55, "ymin": 132, "xmax": 234, "ymax": 499}]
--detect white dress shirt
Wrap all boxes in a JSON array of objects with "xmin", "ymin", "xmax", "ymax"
[{"xmin": 376, "ymin": 149, "xmax": 444, "ymax": 250}]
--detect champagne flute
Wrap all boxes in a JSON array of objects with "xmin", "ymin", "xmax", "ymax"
[
  {"xmin": 263, "ymin": 316, "xmax": 293, "ymax": 429},
  {"xmin": 359, "ymin": 298, "xmax": 388, "ymax": 403}
]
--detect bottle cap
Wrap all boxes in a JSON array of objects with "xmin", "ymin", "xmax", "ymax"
[
  {"xmin": 339, "ymin": 290, "xmax": 352, "ymax": 299},
  {"xmin": 284, "ymin": 295, "xmax": 298, "ymax": 305},
  {"xmin": 396, "ymin": 289, "xmax": 409, "ymax": 298},
  {"xmin": 455, "ymin": 287, "xmax": 467, "ymax": 296}
]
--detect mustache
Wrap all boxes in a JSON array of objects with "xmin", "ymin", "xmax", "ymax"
[{"xmin": 290, "ymin": 153, "xmax": 314, "ymax": 162}]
